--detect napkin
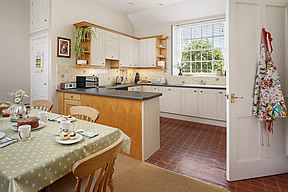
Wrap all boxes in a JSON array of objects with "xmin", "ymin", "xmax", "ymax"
[
  {"xmin": 78, "ymin": 131, "xmax": 98, "ymax": 139},
  {"xmin": 0, "ymin": 137, "xmax": 17, "ymax": 148}
]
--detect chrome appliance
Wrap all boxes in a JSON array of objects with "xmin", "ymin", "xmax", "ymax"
[{"xmin": 76, "ymin": 76, "xmax": 99, "ymax": 88}]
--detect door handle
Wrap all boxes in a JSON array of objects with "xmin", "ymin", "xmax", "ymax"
[{"xmin": 231, "ymin": 94, "xmax": 244, "ymax": 103}]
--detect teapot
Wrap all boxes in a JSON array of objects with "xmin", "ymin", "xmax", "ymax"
[{"xmin": 10, "ymin": 104, "xmax": 27, "ymax": 122}]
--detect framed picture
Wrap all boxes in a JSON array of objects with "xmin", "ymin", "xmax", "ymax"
[{"xmin": 57, "ymin": 37, "xmax": 71, "ymax": 58}]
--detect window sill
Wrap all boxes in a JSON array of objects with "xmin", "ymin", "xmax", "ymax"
[{"xmin": 172, "ymin": 74, "xmax": 226, "ymax": 78}]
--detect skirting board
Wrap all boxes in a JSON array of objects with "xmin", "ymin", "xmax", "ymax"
[{"xmin": 160, "ymin": 112, "xmax": 227, "ymax": 127}]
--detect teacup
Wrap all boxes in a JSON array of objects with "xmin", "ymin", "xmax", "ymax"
[
  {"xmin": 39, "ymin": 111, "xmax": 47, "ymax": 122},
  {"xmin": 18, "ymin": 125, "xmax": 31, "ymax": 141},
  {"xmin": 60, "ymin": 120, "xmax": 75, "ymax": 134}
]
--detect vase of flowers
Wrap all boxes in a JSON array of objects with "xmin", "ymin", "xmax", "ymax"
[{"xmin": 8, "ymin": 89, "xmax": 29, "ymax": 121}]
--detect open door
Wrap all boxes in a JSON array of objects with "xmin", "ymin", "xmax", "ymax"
[{"xmin": 227, "ymin": 0, "xmax": 288, "ymax": 181}]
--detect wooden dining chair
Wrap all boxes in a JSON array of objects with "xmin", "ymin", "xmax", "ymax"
[
  {"xmin": 70, "ymin": 106, "xmax": 99, "ymax": 123},
  {"xmin": 72, "ymin": 134, "xmax": 124, "ymax": 192},
  {"xmin": 32, "ymin": 99, "xmax": 53, "ymax": 112}
]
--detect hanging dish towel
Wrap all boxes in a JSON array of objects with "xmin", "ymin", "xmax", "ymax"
[
  {"xmin": 257, "ymin": 54, "xmax": 287, "ymax": 132},
  {"xmin": 252, "ymin": 43, "xmax": 267, "ymax": 116}
]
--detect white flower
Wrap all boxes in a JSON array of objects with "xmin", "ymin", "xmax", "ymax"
[{"xmin": 15, "ymin": 98, "xmax": 21, "ymax": 104}]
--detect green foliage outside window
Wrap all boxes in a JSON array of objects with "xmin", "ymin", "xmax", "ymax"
[{"xmin": 181, "ymin": 38, "xmax": 224, "ymax": 74}]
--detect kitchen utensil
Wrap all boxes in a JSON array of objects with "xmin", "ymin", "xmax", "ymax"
[
  {"xmin": 60, "ymin": 120, "xmax": 75, "ymax": 134},
  {"xmin": 11, "ymin": 121, "xmax": 46, "ymax": 131},
  {"xmin": 39, "ymin": 111, "xmax": 48, "ymax": 122},
  {"xmin": 134, "ymin": 72, "xmax": 140, "ymax": 83},
  {"xmin": 116, "ymin": 76, "xmax": 123, "ymax": 85},
  {"xmin": 0, "ymin": 132, "xmax": 5, "ymax": 139}
]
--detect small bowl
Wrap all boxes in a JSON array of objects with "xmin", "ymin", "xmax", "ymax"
[{"xmin": 2, "ymin": 109, "xmax": 10, "ymax": 117}]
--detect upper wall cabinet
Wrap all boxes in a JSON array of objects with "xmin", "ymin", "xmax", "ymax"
[
  {"xmin": 105, "ymin": 31, "xmax": 120, "ymax": 60},
  {"xmin": 119, "ymin": 35, "xmax": 130, "ymax": 67},
  {"xmin": 30, "ymin": 0, "xmax": 50, "ymax": 33},
  {"xmin": 90, "ymin": 28, "xmax": 106, "ymax": 66}
]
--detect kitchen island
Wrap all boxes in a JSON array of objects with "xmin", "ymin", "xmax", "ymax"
[{"xmin": 57, "ymin": 88, "xmax": 161, "ymax": 161}]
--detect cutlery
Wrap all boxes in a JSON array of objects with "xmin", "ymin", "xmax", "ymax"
[{"xmin": 48, "ymin": 115, "xmax": 62, "ymax": 121}]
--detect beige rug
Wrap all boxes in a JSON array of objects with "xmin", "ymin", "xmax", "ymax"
[{"xmin": 48, "ymin": 154, "xmax": 228, "ymax": 192}]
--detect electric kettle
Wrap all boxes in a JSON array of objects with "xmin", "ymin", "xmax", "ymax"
[{"xmin": 116, "ymin": 76, "xmax": 123, "ymax": 85}]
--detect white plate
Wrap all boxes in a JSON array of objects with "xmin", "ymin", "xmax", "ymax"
[
  {"xmin": 55, "ymin": 134, "xmax": 83, "ymax": 145},
  {"xmin": 56, "ymin": 116, "xmax": 76, "ymax": 122},
  {"xmin": 0, "ymin": 132, "xmax": 5, "ymax": 139},
  {"xmin": 11, "ymin": 121, "xmax": 46, "ymax": 131}
]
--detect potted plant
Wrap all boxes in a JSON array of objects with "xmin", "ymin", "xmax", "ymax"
[{"xmin": 74, "ymin": 26, "xmax": 96, "ymax": 64}]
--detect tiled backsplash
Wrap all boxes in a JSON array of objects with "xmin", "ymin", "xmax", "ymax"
[{"xmin": 57, "ymin": 64, "xmax": 226, "ymax": 87}]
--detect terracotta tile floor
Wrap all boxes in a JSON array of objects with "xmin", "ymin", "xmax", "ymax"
[{"xmin": 146, "ymin": 117, "xmax": 288, "ymax": 192}]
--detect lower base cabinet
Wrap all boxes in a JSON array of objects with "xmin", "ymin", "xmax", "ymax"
[{"xmin": 131, "ymin": 85, "xmax": 226, "ymax": 121}]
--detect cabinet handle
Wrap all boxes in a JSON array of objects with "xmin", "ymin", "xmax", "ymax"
[
  {"xmin": 200, "ymin": 91, "xmax": 203, "ymax": 93},
  {"xmin": 219, "ymin": 92, "xmax": 222, "ymax": 94},
  {"xmin": 194, "ymin": 90, "xmax": 197, "ymax": 93},
  {"xmin": 44, "ymin": 19, "xmax": 47, "ymax": 22},
  {"xmin": 71, "ymin": 96, "xmax": 73, "ymax": 98},
  {"xmin": 102, "ymin": 63, "xmax": 105, "ymax": 64},
  {"xmin": 111, "ymin": 56, "xmax": 114, "ymax": 58},
  {"xmin": 168, "ymin": 89, "xmax": 171, "ymax": 91}
]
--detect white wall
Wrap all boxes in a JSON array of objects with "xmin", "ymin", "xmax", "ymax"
[
  {"xmin": 50, "ymin": 0, "xmax": 135, "ymax": 112},
  {"xmin": 0, "ymin": 0, "xmax": 30, "ymax": 102}
]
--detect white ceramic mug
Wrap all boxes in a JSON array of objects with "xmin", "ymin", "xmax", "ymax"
[
  {"xmin": 39, "ymin": 111, "xmax": 48, "ymax": 122},
  {"xmin": 60, "ymin": 120, "xmax": 75, "ymax": 134},
  {"xmin": 18, "ymin": 125, "xmax": 31, "ymax": 141}
]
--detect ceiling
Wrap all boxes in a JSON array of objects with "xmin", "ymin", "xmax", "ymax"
[{"xmin": 94, "ymin": 0, "xmax": 185, "ymax": 15}]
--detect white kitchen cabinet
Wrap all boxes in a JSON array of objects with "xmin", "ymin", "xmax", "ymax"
[
  {"xmin": 198, "ymin": 89, "xmax": 218, "ymax": 119},
  {"xmin": 128, "ymin": 86, "xmax": 142, "ymax": 92},
  {"xmin": 130, "ymin": 38, "xmax": 138, "ymax": 67},
  {"xmin": 138, "ymin": 40, "xmax": 147, "ymax": 67},
  {"xmin": 181, "ymin": 88, "xmax": 199, "ymax": 117},
  {"xmin": 159, "ymin": 87, "xmax": 181, "ymax": 114},
  {"xmin": 151, "ymin": 86, "xmax": 159, "ymax": 93},
  {"xmin": 142, "ymin": 86, "xmax": 152, "ymax": 92},
  {"xmin": 119, "ymin": 35, "xmax": 130, "ymax": 67},
  {"xmin": 217, "ymin": 90, "xmax": 226, "ymax": 121},
  {"xmin": 30, "ymin": 0, "xmax": 50, "ymax": 33},
  {"xmin": 146, "ymin": 38, "xmax": 156, "ymax": 67},
  {"xmin": 105, "ymin": 31, "xmax": 120, "ymax": 60},
  {"xmin": 90, "ymin": 28, "xmax": 105, "ymax": 66}
]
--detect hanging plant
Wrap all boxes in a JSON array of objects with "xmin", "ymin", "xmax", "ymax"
[{"xmin": 74, "ymin": 26, "xmax": 96, "ymax": 59}]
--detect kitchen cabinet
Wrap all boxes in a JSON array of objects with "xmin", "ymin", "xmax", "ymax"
[
  {"xmin": 181, "ymin": 88, "xmax": 199, "ymax": 117},
  {"xmin": 198, "ymin": 89, "xmax": 218, "ymax": 119},
  {"xmin": 138, "ymin": 38, "xmax": 156, "ymax": 68},
  {"xmin": 119, "ymin": 35, "xmax": 130, "ymax": 67},
  {"xmin": 90, "ymin": 28, "xmax": 105, "ymax": 66},
  {"xmin": 142, "ymin": 86, "xmax": 152, "ymax": 92},
  {"xmin": 159, "ymin": 87, "xmax": 181, "ymax": 114},
  {"xmin": 128, "ymin": 86, "xmax": 142, "ymax": 92},
  {"xmin": 105, "ymin": 31, "xmax": 120, "ymax": 60},
  {"xmin": 151, "ymin": 86, "xmax": 159, "ymax": 93},
  {"xmin": 217, "ymin": 90, "xmax": 226, "ymax": 121},
  {"xmin": 130, "ymin": 38, "xmax": 138, "ymax": 67},
  {"xmin": 30, "ymin": 0, "xmax": 50, "ymax": 33},
  {"xmin": 62, "ymin": 93, "xmax": 81, "ymax": 116}
]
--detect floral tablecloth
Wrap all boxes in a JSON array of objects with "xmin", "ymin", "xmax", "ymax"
[{"xmin": 0, "ymin": 110, "xmax": 131, "ymax": 192}]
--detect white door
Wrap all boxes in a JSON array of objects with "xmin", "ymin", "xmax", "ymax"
[
  {"xmin": 227, "ymin": 0, "xmax": 288, "ymax": 181},
  {"xmin": 30, "ymin": 33, "xmax": 49, "ymax": 103},
  {"xmin": 30, "ymin": 0, "xmax": 50, "ymax": 33},
  {"xmin": 90, "ymin": 28, "xmax": 105, "ymax": 66}
]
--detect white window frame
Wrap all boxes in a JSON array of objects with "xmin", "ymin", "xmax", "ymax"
[{"xmin": 172, "ymin": 18, "xmax": 226, "ymax": 76}]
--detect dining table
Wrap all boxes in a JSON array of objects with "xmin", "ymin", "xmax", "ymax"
[{"xmin": 0, "ymin": 109, "xmax": 131, "ymax": 192}]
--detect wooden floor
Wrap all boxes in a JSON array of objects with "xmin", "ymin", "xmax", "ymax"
[{"xmin": 146, "ymin": 117, "xmax": 288, "ymax": 192}]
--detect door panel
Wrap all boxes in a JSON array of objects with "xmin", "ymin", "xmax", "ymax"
[
  {"xmin": 198, "ymin": 89, "xmax": 217, "ymax": 119},
  {"xmin": 91, "ymin": 28, "xmax": 105, "ymax": 66},
  {"xmin": 228, "ymin": 0, "xmax": 288, "ymax": 181},
  {"xmin": 181, "ymin": 88, "xmax": 198, "ymax": 116}
]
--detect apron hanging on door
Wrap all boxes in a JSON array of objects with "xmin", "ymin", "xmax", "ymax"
[{"xmin": 257, "ymin": 28, "xmax": 287, "ymax": 133}]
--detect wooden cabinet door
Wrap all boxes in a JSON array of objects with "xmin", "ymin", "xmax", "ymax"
[
  {"xmin": 30, "ymin": 0, "xmax": 50, "ymax": 33},
  {"xmin": 138, "ymin": 40, "xmax": 146, "ymax": 67},
  {"xmin": 119, "ymin": 35, "xmax": 130, "ymax": 67},
  {"xmin": 64, "ymin": 99, "xmax": 81, "ymax": 116},
  {"xmin": 105, "ymin": 32, "xmax": 119, "ymax": 60},
  {"xmin": 159, "ymin": 87, "xmax": 181, "ymax": 114},
  {"xmin": 198, "ymin": 89, "xmax": 218, "ymax": 119},
  {"xmin": 217, "ymin": 90, "xmax": 226, "ymax": 121},
  {"xmin": 91, "ymin": 28, "xmax": 105, "ymax": 66},
  {"xmin": 181, "ymin": 88, "xmax": 199, "ymax": 116},
  {"xmin": 146, "ymin": 38, "xmax": 156, "ymax": 67}
]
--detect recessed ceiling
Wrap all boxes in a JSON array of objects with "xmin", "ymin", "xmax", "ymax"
[{"xmin": 94, "ymin": 0, "xmax": 185, "ymax": 15}]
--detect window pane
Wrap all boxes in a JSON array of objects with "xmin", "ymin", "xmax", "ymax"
[
  {"xmin": 213, "ymin": 49, "xmax": 224, "ymax": 60},
  {"xmin": 181, "ymin": 51, "xmax": 191, "ymax": 61},
  {"xmin": 191, "ymin": 62, "xmax": 196, "ymax": 73},
  {"xmin": 202, "ymin": 38, "xmax": 213, "ymax": 49},
  {"xmin": 182, "ymin": 28, "xmax": 191, "ymax": 40},
  {"xmin": 194, "ymin": 51, "xmax": 201, "ymax": 61},
  {"xmin": 202, "ymin": 50, "xmax": 212, "ymax": 61},
  {"xmin": 202, "ymin": 62, "xmax": 208, "ymax": 73},
  {"xmin": 213, "ymin": 24, "xmax": 224, "ymax": 36},
  {"xmin": 202, "ymin": 25, "xmax": 212, "ymax": 38},
  {"xmin": 191, "ymin": 51, "xmax": 196, "ymax": 61},
  {"xmin": 208, "ymin": 62, "xmax": 213, "ymax": 73},
  {"xmin": 196, "ymin": 62, "xmax": 201, "ymax": 73},
  {"xmin": 213, "ymin": 36, "xmax": 225, "ymax": 49},
  {"xmin": 192, "ymin": 27, "xmax": 201, "ymax": 39},
  {"xmin": 191, "ymin": 39, "xmax": 202, "ymax": 50},
  {"xmin": 182, "ymin": 62, "xmax": 191, "ymax": 73},
  {"xmin": 213, "ymin": 61, "xmax": 224, "ymax": 72},
  {"xmin": 182, "ymin": 40, "xmax": 191, "ymax": 50}
]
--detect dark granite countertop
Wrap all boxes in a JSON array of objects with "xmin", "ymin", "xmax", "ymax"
[
  {"xmin": 103, "ymin": 83, "xmax": 226, "ymax": 90},
  {"xmin": 56, "ymin": 88, "xmax": 162, "ymax": 100}
]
